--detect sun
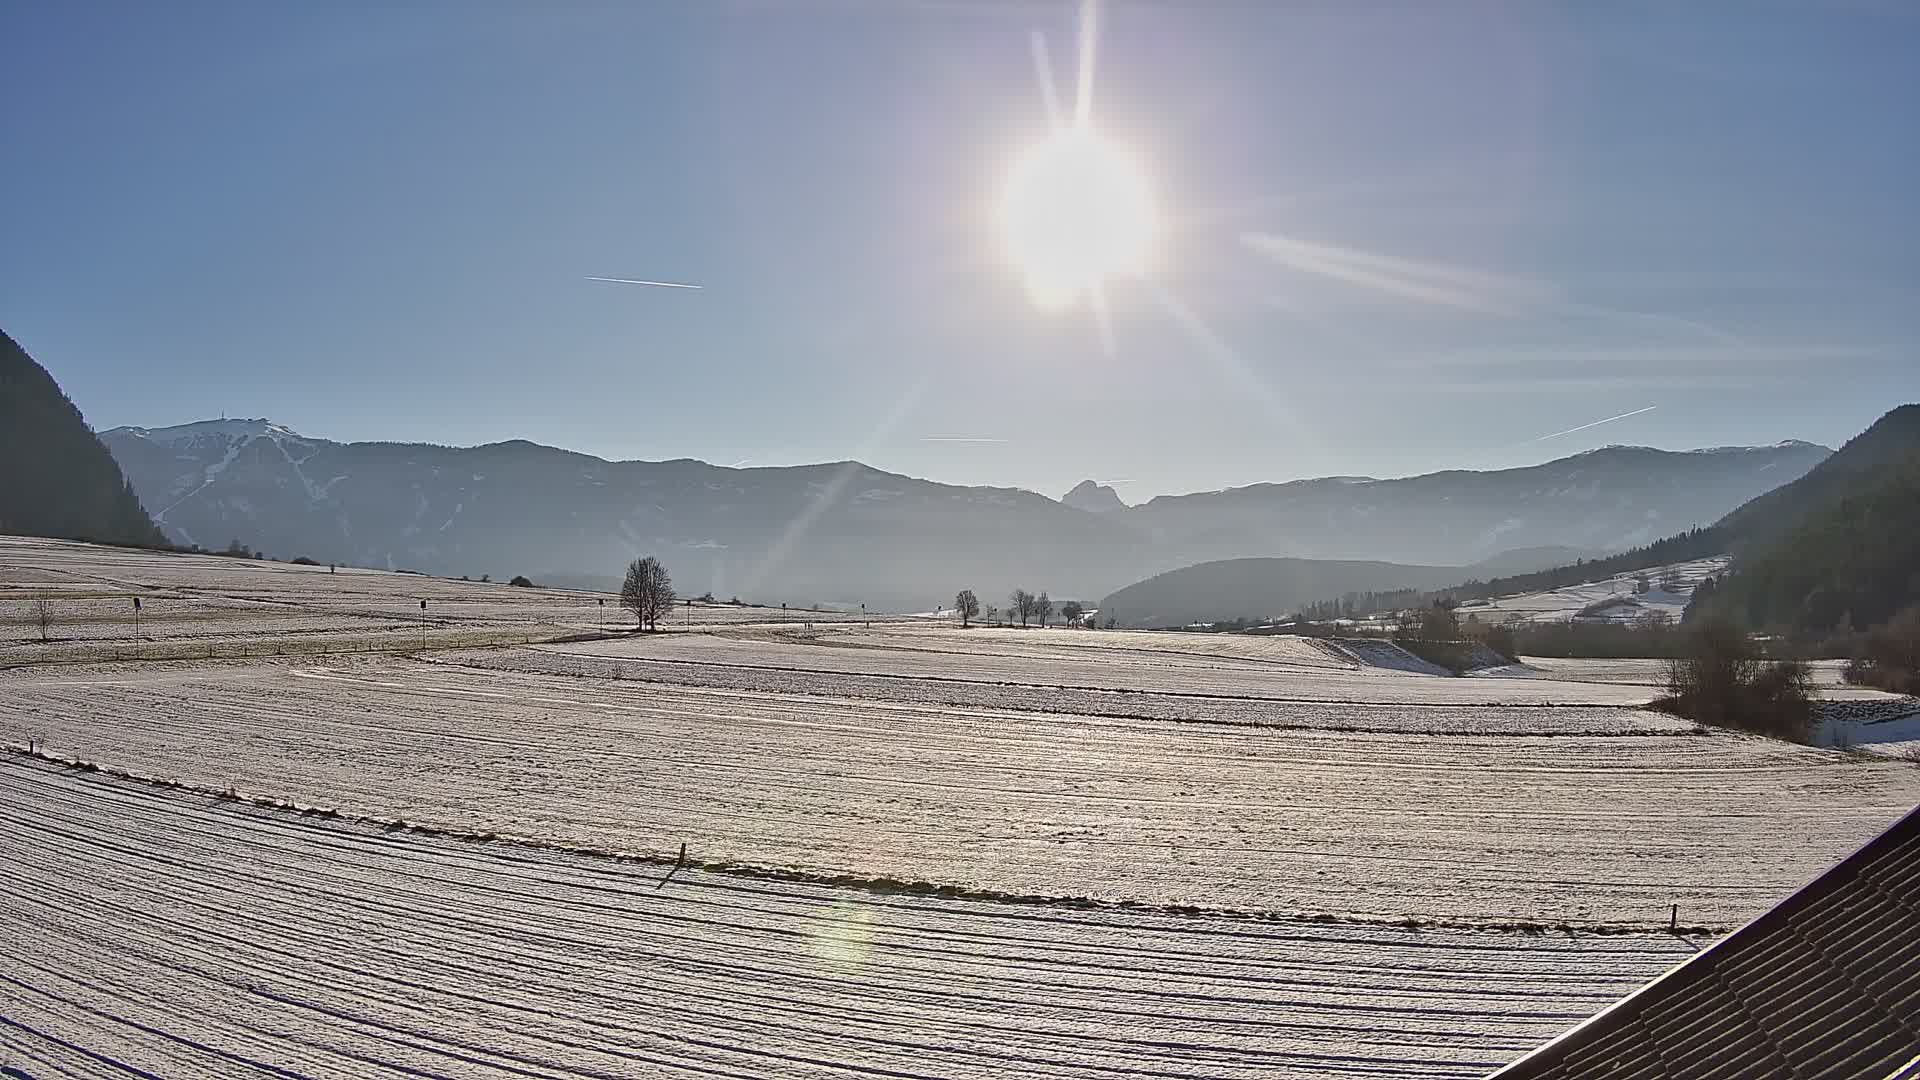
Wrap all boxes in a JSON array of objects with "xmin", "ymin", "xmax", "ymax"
[{"xmin": 999, "ymin": 127, "xmax": 1156, "ymax": 309}]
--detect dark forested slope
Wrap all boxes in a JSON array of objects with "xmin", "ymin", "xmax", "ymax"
[{"xmin": 0, "ymin": 329, "xmax": 165, "ymax": 547}]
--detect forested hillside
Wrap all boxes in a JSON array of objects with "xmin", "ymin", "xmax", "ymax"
[
  {"xmin": 1717, "ymin": 405, "xmax": 1920, "ymax": 551},
  {"xmin": 1417, "ymin": 405, "xmax": 1920, "ymax": 641},
  {"xmin": 0, "ymin": 329, "xmax": 165, "ymax": 547},
  {"xmin": 1706, "ymin": 445, "xmax": 1920, "ymax": 634}
]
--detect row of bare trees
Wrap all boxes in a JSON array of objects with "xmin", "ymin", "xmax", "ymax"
[{"xmin": 952, "ymin": 588, "xmax": 1087, "ymax": 629}]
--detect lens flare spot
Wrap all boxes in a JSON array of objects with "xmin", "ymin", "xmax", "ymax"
[{"xmin": 807, "ymin": 900, "xmax": 876, "ymax": 971}]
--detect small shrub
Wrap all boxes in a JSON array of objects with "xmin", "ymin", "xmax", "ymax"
[
  {"xmin": 1842, "ymin": 606, "xmax": 1920, "ymax": 694},
  {"xmin": 509, "ymin": 575, "xmax": 534, "ymax": 588},
  {"xmin": 291, "ymin": 556, "xmax": 319, "ymax": 566},
  {"xmin": 1466, "ymin": 621, "xmax": 1518, "ymax": 662},
  {"xmin": 1661, "ymin": 618, "xmax": 1814, "ymax": 740}
]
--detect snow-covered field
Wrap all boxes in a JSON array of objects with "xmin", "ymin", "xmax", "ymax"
[
  {"xmin": 0, "ymin": 536, "xmax": 905, "ymax": 657},
  {"xmin": 1454, "ymin": 556, "xmax": 1731, "ymax": 626},
  {"xmin": 9, "ymin": 652, "xmax": 1917, "ymax": 927},
  {"xmin": 825, "ymin": 625, "xmax": 1363, "ymax": 670},
  {"xmin": 5, "ymin": 539, "xmax": 1919, "ymax": 1076},
  {"xmin": 1, "ymin": 757, "xmax": 1697, "ymax": 1079},
  {"xmin": 546, "ymin": 631, "xmax": 1662, "ymax": 705}
]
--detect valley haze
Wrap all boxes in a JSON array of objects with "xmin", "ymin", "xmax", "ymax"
[{"xmin": 103, "ymin": 417, "xmax": 1828, "ymax": 615}]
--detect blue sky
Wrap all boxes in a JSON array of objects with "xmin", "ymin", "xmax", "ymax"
[{"xmin": 3, "ymin": 1, "xmax": 1914, "ymax": 500}]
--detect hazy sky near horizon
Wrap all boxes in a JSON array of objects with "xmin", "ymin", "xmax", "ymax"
[{"xmin": 3, "ymin": 1, "xmax": 1914, "ymax": 499}]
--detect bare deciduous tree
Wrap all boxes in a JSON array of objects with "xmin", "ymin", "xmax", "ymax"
[
  {"xmin": 621, "ymin": 556, "xmax": 675, "ymax": 631},
  {"xmin": 1061, "ymin": 600, "xmax": 1084, "ymax": 626},
  {"xmin": 954, "ymin": 589, "xmax": 980, "ymax": 628},
  {"xmin": 1033, "ymin": 592, "xmax": 1053, "ymax": 628},
  {"xmin": 34, "ymin": 595, "xmax": 53, "ymax": 643},
  {"xmin": 1009, "ymin": 588, "xmax": 1034, "ymax": 628}
]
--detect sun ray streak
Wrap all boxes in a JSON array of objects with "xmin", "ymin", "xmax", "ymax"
[
  {"xmin": 1028, "ymin": 31, "xmax": 1064, "ymax": 131},
  {"xmin": 1242, "ymin": 232, "xmax": 1745, "ymax": 345},
  {"xmin": 741, "ymin": 374, "xmax": 932, "ymax": 601},
  {"xmin": 1073, "ymin": 0, "xmax": 1098, "ymax": 130},
  {"xmin": 1089, "ymin": 285, "xmax": 1117, "ymax": 358},
  {"xmin": 1241, "ymin": 232, "xmax": 1549, "ymax": 312},
  {"xmin": 1148, "ymin": 283, "xmax": 1315, "ymax": 451}
]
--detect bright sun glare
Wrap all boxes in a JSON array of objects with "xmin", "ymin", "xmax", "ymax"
[{"xmin": 999, "ymin": 127, "xmax": 1155, "ymax": 309}]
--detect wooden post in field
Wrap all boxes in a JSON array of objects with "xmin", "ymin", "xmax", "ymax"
[
  {"xmin": 1670, "ymin": 903, "xmax": 1677, "ymax": 931},
  {"xmin": 419, "ymin": 598, "xmax": 427, "ymax": 650}
]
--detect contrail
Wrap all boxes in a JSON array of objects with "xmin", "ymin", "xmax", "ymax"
[
  {"xmin": 586, "ymin": 276, "xmax": 703, "ymax": 289},
  {"xmin": 1532, "ymin": 405, "xmax": 1658, "ymax": 442},
  {"xmin": 922, "ymin": 436, "xmax": 1008, "ymax": 443}
]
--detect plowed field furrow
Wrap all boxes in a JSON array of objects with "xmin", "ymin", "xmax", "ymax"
[
  {"xmin": 7, "ymin": 654, "xmax": 1917, "ymax": 925},
  {"xmin": 1, "ymin": 760, "xmax": 1695, "ymax": 1079},
  {"xmin": 437, "ymin": 649, "xmax": 1689, "ymax": 733},
  {"xmin": 533, "ymin": 635, "xmax": 1658, "ymax": 707}
]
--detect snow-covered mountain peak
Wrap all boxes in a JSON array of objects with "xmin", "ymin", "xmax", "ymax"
[{"xmin": 109, "ymin": 418, "xmax": 309, "ymax": 447}]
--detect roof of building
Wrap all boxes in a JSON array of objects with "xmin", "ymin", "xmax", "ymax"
[{"xmin": 1488, "ymin": 802, "xmax": 1920, "ymax": 1080}]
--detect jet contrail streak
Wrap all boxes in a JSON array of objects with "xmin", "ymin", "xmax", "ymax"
[
  {"xmin": 922, "ymin": 437, "xmax": 1009, "ymax": 443},
  {"xmin": 1532, "ymin": 405, "xmax": 1658, "ymax": 442},
  {"xmin": 586, "ymin": 276, "xmax": 703, "ymax": 289}
]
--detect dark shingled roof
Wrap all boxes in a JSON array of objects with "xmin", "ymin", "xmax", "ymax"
[{"xmin": 1489, "ymin": 803, "xmax": 1920, "ymax": 1080}]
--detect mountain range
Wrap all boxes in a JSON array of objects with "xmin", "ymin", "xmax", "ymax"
[{"xmin": 99, "ymin": 417, "xmax": 1830, "ymax": 612}]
